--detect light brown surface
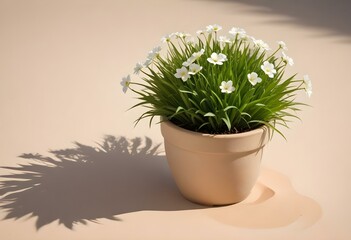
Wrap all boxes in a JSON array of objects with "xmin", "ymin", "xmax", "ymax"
[{"xmin": 1, "ymin": 0, "xmax": 350, "ymax": 239}]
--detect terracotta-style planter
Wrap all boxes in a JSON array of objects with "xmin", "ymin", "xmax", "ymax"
[{"xmin": 161, "ymin": 120, "xmax": 270, "ymax": 206}]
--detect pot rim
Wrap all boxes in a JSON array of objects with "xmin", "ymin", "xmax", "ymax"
[{"xmin": 161, "ymin": 119, "xmax": 269, "ymax": 139}]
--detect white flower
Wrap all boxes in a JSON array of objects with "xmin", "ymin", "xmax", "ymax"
[
  {"xmin": 303, "ymin": 75, "xmax": 312, "ymax": 98},
  {"xmin": 229, "ymin": 27, "xmax": 248, "ymax": 42},
  {"xmin": 161, "ymin": 34, "xmax": 172, "ymax": 43},
  {"xmin": 196, "ymin": 29, "xmax": 204, "ymax": 35},
  {"xmin": 219, "ymin": 35, "xmax": 230, "ymax": 42},
  {"xmin": 174, "ymin": 67, "xmax": 190, "ymax": 82},
  {"xmin": 206, "ymin": 24, "xmax": 222, "ymax": 33},
  {"xmin": 152, "ymin": 46, "xmax": 161, "ymax": 54},
  {"xmin": 146, "ymin": 46, "xmax": 162, "ymax": 62},
  {"xmin": 253, "ymin": 39, "xmax": 270, "ymax": 51},
  {"xmin": 261, "ymin": 61, "xmax": 276, "ymax": 78},
  {"xmin": 121, "ymin": 75, "xmax": 131, "ymax": 93},
  {"xmin": 188, "ymin": 63, "xmax": 203, "ymax": 75},
  {"xmin": 281, "ymin": 52, "xmax": 294, "ymax": 66},
  {"xmin": 185, "ymin": 36, "xmax": 196, "ymax": 45},
  {"xmin": 247, "ymin": 72, "xmax": 262, "ymax": 86},
  {"xmin": 133, "ymin": 62, "xmax": 143, "ymax": 75},
  {"xmin": 183, "ymin": 49, "xmax": 205, "ymax": 67},
  {"xmin": 147, "ymin": 51, "xmax": 157, "ymax": 61},
  {"xmin": 192, "ymin": 49, "xmax": 205, "ymax": 59},
  {"xmin": 175, "ymin": 32, "xmax": 190, "ymax": 39},
  {"xmin": 169, "ymin": 32, "xmax": 178, "ymax": 38},
  {"xmin": 218, "ymin": 36, "xmax": 231, "ymax": 49},
  {"xmin": 173, "ymin": 32, "xmax": 181, "ymax": 38},
  {"xmin": 218, "ymin": 35, "xmax": 231, "ymax": 44},
  {"xmin": 229, "ymin": 27, "xmax": 246, "ymax": 36},
  {"xmin": 277, "ymin": 41, "xmax": 288, "ymax": 50},
  {"xmin": 238, "ymin": 33, "xmax": 249, "ymax": 41},
  {"xmin": 182, "ymin": 56, "xmax": 196, "ymax": 67},
  {"xmin": 207, "ymin": 52, "xmax": 227, "ymax": 65},
  {"xmin": 220, "ymin": 80, "xmax": 235, "ymax": 94},
  {"xmin": 143, "ymin": 58, "xmax": 152, "ymax": 67}
]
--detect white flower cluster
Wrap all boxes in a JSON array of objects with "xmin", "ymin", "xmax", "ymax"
[
  {"xmin": 133, "ymin": 45, "xmax": 163, "ymax": 77},
  {"xmin": 276, "ymin": 40, "xmax": 294, "ymax": 66},
  {"xmin": 121, "ymin": 46, "xmax": 162, "ymax": 93},
  {"xmin": 252, "ymin": 38, "xmax": 270, "ymax": 52},
  {"xmin": 161, "ymin": 32, "xmax": 192, "ymax": 43},
  {"xmin": 122, "ymin": 24, "xmax": 312, "ymax": 98},
  {"xmin": 173, "ymin": 25, "xmax": 278, "ymax": 94},
  {"xmin": 174, "ymin": 63, "xmax": 203, "ymax": 82},
  {"xmin": 229, "ymin": 27, "xmax": 247, "ymax": 40},
  {"xmin": 174, "ymin": 49, "xmax": 205, "ymax": 81}
]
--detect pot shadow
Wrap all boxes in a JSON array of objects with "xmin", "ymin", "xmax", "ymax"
[
  {"xmin": 205, "ymin": 168, "xmax": 322, "ymax": 229},
  {"xmin": 0, "ymin": 135, "xmax": 203, "ymax": 230}
]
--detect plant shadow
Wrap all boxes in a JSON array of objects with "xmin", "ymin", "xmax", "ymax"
[{"xmin": 0, "ymin": 135, "xmax": 203, "ymax": 230}]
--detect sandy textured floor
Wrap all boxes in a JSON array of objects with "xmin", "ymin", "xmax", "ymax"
[{"xmin": 1, "ymin": 0, "xmax": 351, "ymax": 239}]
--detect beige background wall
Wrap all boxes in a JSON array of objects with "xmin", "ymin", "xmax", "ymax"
[{"xmin": 1, "ymin": 0, "xmax": 350, "ymax": 239}]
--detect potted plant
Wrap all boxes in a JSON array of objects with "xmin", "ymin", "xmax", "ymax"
[{"xmin": 121, "ymin": 24, "xmax": 312, "ymax": 205}]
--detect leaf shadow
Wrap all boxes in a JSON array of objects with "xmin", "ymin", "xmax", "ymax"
[{"xmin": 0, "ymin": 135, "xmax": 204, "ymax": 230}]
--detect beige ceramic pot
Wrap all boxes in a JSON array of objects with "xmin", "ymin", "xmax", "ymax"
[{"xmin": 161, "ymin": 120, "xmax": 270, "ymax": 206}]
